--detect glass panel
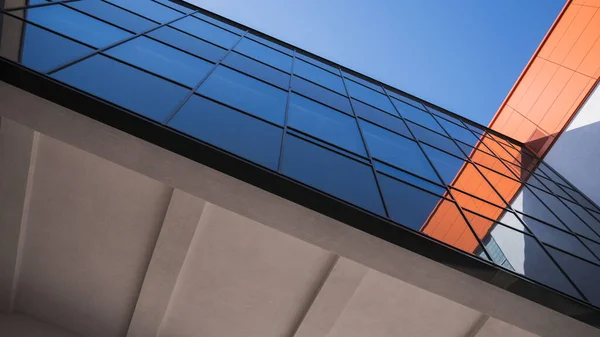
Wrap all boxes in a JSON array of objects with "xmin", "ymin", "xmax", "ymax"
[
  {"xmin": 536, "ymin": 175, "xmax": 575, "ymax": 201},
  {"xmin": 520, "ymin": 214, "xmax": 596, "ymax": 262},
  {"xmin": 281, "ymin": 134, "xmax": 386, "ymax": 215},
  {"xmin": 582, "ymin": 237, "xmax": 600, "ymax": 261},
  {"xmin": 564, "ymin": 200, "xmax": 600, "ymax": 236},
  {"xmin": 548, "ymin": 247, "xmax": 600, "ymax": 306},
  {"xmin": 421, "ymin": 199, "xmax": 484, "ymax": 255},
  {"xmin": 360, "ymin": 120, "xmax": 439, "ymax": 182},
  {"xmin": 66, "ymin": 0, "xmax": 157, "ymax": 33},
  {"xmin": 288, "ymin": 94, "xmax": 366, "ymax": 156},
  {"xmin": 537, "ymin": 162, "xmax": 571, "ymax": 187},
  {"xmin": 291, "ymin": 77, "xmax": 352, "ymax": 114},
  {"xmin": 392, "ymin": 99, "xmax": 444, "ymax": 133},
  {"xmin": 385, "ymin": 88, "xmax": 425, "ymax": 109},
  {"xmin": 171, "ymin": 16, "xmax": 240, "ymax": 49},
  {"xmin": 530, "ymin": 188, "xmax": 599, "ymax": 240},
  {"xmin": 21, "ymin": 24, "xmax": 94, "ymax": 73},
  {"xmin": 434, "ymin": 117, "xmax": 479, "ymax": 147},
  {"xmin": 153, "ymin": 0, "xmax": 194, "ymax": 14},
  {"xmin": 194, "ymin": 12, "xmax": 245, "ymax": 35},
  {"xmin": 563, "ymin": 187, "xmax": 600, "ymax": 213},
  {"xmin": 510, "ymin": 187, "xmax": 569, "ymax": 232},
  {"xmin": 104, "ymin": 0, "xmax": 182, "ymax": 23},
  {"xmin": 147, "ymin": 26, "xmax": 227, "ymax": 63},
  {"xmin": 408, "ymin": 122, "xmax": 464, "ymax": 158},
  {"xmin": 222, "ymin": 52, "xmax": 290, "ymax": 90},
  {"xmin": 293, "ymin": 59, "xmax": 345, "ymax": 94},
  {"xmin": 296, "ymin": 52, "xmax": 339, "ymax": 74},
  {"xmin": 168, "ymin": 95, "xmax": 282, "ymax": 170},
  {"xmin": 485, "ymin": 224, "xmax": 582, "ymax": 299},
  {"xmin": 246, "ymin": 32, "xmax": 292, "ymax": 55},
  {"xmin": 422, "ymin": 144, "xmax": 464, "ymax": 185},
  {"xmin": 342, "ymin": 71, "xmax": 383, "ymax": 93},
  {"xmin": 234, "ymin": 38, "xmax": 292, "ymax": 72},
  {"xmin": 52, "ymin": 55, "xmax": 188, "ymax": 122},
  {"xmin": 496, "ymin": 210, "xmax": 529, "ymax": 233},
  {"xmin": 352, "ymin": 99, "xmax": 411, "ymax": 138},
  {"xmin": 345, "ymin": 79, "xmax": 395, "ymax": 113},
  {"xmin": 374, "ymin": 161, "xmax": 446, "ymax": 196},
  {"xmin": 378, "ymin": 173, "xmax": 444, "ymax": 230},
  {"xmin": 197, "ymin": 66, "xmax": 287, "ymax": 125},
  {"xmin": 104, "ymin": 36, "xmax": 213, "ymax": 87},
  {"xmin": 26, "ymin": 4, "xmax": 131, "ymax": 48}
]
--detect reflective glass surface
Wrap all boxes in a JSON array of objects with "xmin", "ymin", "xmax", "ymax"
[
  {"xmin": 234, "ymin": 37, "xmax": 292, "ymax": 72},
  {"xmin": 104, "ymin": 36, "xmax": 213, "ymax": 87},
  {"xmin": 197, "ymin": 66, "xmax": 288, "ymax": 125},
  {"xmin": 288, "ymin": 94, "xmax": 366, "ymax": 156},
  {"xmin": 171, "ymin": 16, "xmax": 240, "ymax": 49},
  {"xmin": 8, "ymin": 0, "xmax": 600, "ymax": 311}
]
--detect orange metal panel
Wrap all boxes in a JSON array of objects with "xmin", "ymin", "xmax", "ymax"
[
  {"xmin": 548, "ymin": 6, "xmax": 596, "ymax": 64},
  {"xmin": 507, "ymin": 58, "xmax": 545, "ymax": 108},
  {"xmin": 515, "ymin": 60, "xmax": 559, "ymax": 114},
  {"xmin": 577, "ymin": 34, "xmax": 600, "ymax": 76},
  {"xmin": 538, "ymin": 71, "xmax": 592, "ymax": 133},
  {"xmin": 527, "ymin": 67, "xmax": 574, "ymax": 125},
  {"xmin": 539, "ymin": 5, "xmax": 582, "ymax": 59},
  {"xmin": 584, "ymin": 0, "xmax": 600, "ymax": 7},
  {"xmin": 563, "ymin": 9, "xmax": 600, "ymax": 69}
]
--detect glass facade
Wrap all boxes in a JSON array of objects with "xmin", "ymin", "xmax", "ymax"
[{"xmin": 2, "ymin": 0, "xmax": 600, "ymax": 313}]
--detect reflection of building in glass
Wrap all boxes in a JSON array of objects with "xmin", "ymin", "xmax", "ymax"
[{"xmin": 1, "ymin": 0, "xmax": 600, "ymax": 335}]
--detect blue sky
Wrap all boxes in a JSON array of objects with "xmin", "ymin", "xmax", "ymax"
[{"xmin": 189, "ymin": 0, "xmax": 565, "ymax": 125}]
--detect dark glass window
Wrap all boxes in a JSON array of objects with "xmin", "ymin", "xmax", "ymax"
[
  {"xmin": 548, "ymin": 247, "xmax": 600, "ymax": 306},
  {"xmin": 512, "ymin": 187, "xmax": 569, "ymax": 232},
  {"xmin": 154, "ymin": 0, "xmax": 195, "ymax": 14},
  {"xmin": 294, "ymin": 59, "xmax": 345, "ymax": 94},
  {"xmin": 422, "ymin": 144, "xmax": 464, "ymax": 185},
  {"xmin": 104, "ymin": 0, "xmax": 182, "ymax": 23},
  {"xmin": 563, "ymin": 187, "xmax": 600, "ymax": 213},
  {"xmin": 247, "ymin": 33, "xmax": 292, "ymax": 55},
  {"xmin": 66, "ymin": 0, "xmax": 157, "ymax": 33},
  {"xmin": 171, "ymin": 16, "xmax": 240, "ymax": 49},
  {"xmin": 147, "ymin": 26, "xmax": 227, "ymax": 63},
  {"xmin": 374, "ymin": 161, "xmax": 446, "ymax": 196},
  {"xmin": 564, "ymin": 201, "xmax": 600, "ymax": 235},
  {"xmin": 435, "ymin": 116, "xmax": 479, "ymax": 147},
  {"xmin": 291, "ymin": 77, "xmax": 352, "ymax": 114},
  {"xmin": 392, "ymin": 99, "xmax": 444, "ymax": 133},
  {"xmin": 234, "ymin": 38, "xmax": 292, "ymax": 72},
  {"xmin": 222, "ymin": 52, "xmax": 290, "ymax": 90},
  {"xmin": 281, "ymin": 134, "xmax": 386, "ymax": 216},
  {"xmin": 359, "ymin": 120, "xmax": 438, "ymax": 182},
  {"xmin": 378, "ymin": 173, "xmax": 443, "ymax": 230},
  {"xmin": 104, "ymin": 37, "xmax": 214, "ymax": 87},
  {"xmin": 521, "ymin": 215, "xmax": 596, "ymax": 262},
  {"xmin": 531, "ymin": 188, "xmax": 599, "ymax": 240},
  {"xmin": 408, "ymin": 122, "xmax": 464, "ymax": 158},
  {"xmin": 296, "ymin": 52, "xmax": 339, "ymax": 74},
  {"xmin": 342, "ymin": 71, "xmax": 383, "ymax": 93},
  {"xmin": 386, "ymin": 89, "xmax": 425, "ymax": 110},
  {"xmin": 168, "ymin": 95, "xmax": 282, "ymax": 170},
  {"xmin": 52, "ymin": 55, "xmax": 189, "ymax": 122},
  {"xmin": 197, "ymin": 66, "xmax": 287, "ymax": 125},
  {"xmin": 352, "ymin": 99, "xmax": 411, "ymax": 138},
  {"xmin": 288, "ymin": 94, "xmax": 366, "ymax": 156},
  {"xmin": 582, "ymin": 237, "xmax": 600, "ymax": 261},
  {"xmin": 345, "ymin": 79, "xmax": 396, "ymax": 113},
  {"xmin": 26, "ymin": 5, "xmax": 131, "ymax": 48},
  {"xmin": 194, "ymin": 12, "xmax": 245, "ymax": 35},
  {"xmin": 21, "ymin": 24, "xmax": 94, "ymax": 73},
  {"xmin": 484, "ymin": 224, "xmax": 582, "ymax": 300}
]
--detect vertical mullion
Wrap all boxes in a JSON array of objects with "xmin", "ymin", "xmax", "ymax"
[
  {"xmin": 163, "ymin": 30, "xmax": 248, "ymax": 124},
  {"xmin": 431, "ymin": 112, "xmax": 589, "ymax": 301},
  {"xmin": 381, "ymin": 88, "xmax": 493, "ymax": 261},
  {"xmin": 340, "ymin": 74, "xmax": 391, "ymax": 218},
  {"xmin": 276, "ymin": 49, "xmax": 295, "ymax": 171},
  {"xmin": 45, "ymin": 8, "xmax": 200, "ymax": 74}
]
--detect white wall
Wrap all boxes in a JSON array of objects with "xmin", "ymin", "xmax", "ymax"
[{"xmin": 544, "ymin": 83, "xmax": 600, "ymax": 205}]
